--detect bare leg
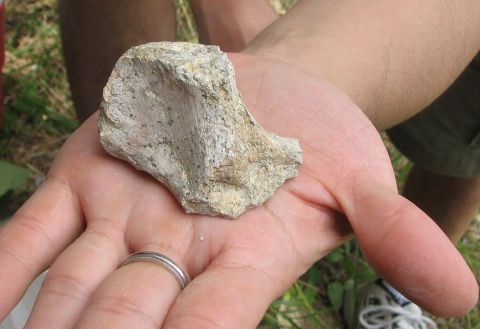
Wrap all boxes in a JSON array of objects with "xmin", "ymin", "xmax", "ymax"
[
  {"xmin": 59, "ymin": 0, "xmax": 175, "ymax": 122},
  {"xmin": 189, "ymin": 0, "xmax": 278, "ymax": 52},
  {"xmin": 403, "ymin": 165, "xmax": 480, "ymax": 243}
]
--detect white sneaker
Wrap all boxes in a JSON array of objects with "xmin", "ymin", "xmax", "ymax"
[{"xmin": 344, "ymin": 279, "xmax": 437, "ymax": 329}]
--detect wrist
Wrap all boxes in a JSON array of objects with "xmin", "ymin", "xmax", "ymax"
[
  {"xmin": 243, "ymin": 24, "xmax": 342, "ymax": 98},
  {"xmin": 243, "ymin": 26, "xmax": 392, "ymax": 129},
  {"xmin": 244, "ymin": 25, "xmax": 308, "ymax": 66}
]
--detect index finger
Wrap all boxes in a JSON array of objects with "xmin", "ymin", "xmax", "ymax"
[{"xmin": 0, "ymin": 176, "xmax": 83, "ymax": 320}]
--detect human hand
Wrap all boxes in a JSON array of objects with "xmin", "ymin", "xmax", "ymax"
[{"xmin": 0, "ymin": 54, "xmax": 476, "ymax": 329}]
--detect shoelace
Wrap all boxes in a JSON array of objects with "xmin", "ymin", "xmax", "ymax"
[{"xmin": 359, "ymin": 305, "xmax": 438, "ymax": 329}]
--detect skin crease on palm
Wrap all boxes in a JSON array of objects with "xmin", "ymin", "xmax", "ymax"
[{"xmin": 0, "ymin": 54, "xmax": 477, "ymax": 329}]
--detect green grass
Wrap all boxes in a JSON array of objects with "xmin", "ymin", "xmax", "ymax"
[
  {"xmin": 1, "ymin": 1, "xmax": 479, "ymax": 328},
  {"xmin": 0, "ymin": 0, "xmax": 77, "ymax": 219}
]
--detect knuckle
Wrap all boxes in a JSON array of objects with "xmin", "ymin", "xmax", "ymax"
[
  {"xmin": 0, "ymin": 243, "xmax": 33, "ymax": 275},
  {"xmin": 167, "ymin": 312, "xmax": 225, "ymax": 329},
  {"xmin": 371, "ymin": 200, "xmax": 410, "ymax": 246},
  {"xmin": 85, "ymin": 219, "xmax": 128, "ymax": 255},
  {"xmin": 44, "ymin": 175, "xmax": 75, "ymax": 200},
  {"xmin": 11, "ymin": 214, "xmax": 58, "ymax": 251},
  {"xmin": 41, "ymin": 271, "xmax": 89, "ymax": 302},
  {"xmin": 136, "ymin": 241, "xmax": 188, "ymax": 268},
  {"xmin": 88, "ymin": 295, "xmax": 158, "ymax": 328},
  {"xmin": 0, "ymin": 214, "xmax": 56, "ymax": 274},
  {"xmin": 221, "ymin": 261, "xmax": 275, "ymax": 287}
]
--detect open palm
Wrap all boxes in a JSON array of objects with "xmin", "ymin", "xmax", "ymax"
[{"xmin": 0, "ymin": 54, "xmax": 476, "ymax": 329}]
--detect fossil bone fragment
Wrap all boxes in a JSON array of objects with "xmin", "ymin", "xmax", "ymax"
[{"xmin": 98, "ymin": 42, "xmax": 302, "ymax": 218}]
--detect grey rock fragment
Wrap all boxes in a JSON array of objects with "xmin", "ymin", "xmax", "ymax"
[{"xmin": 98, "ymin": 42, "xmax": 302, "ymax": 218}]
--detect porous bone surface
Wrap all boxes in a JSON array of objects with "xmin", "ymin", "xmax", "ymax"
[{"xmin": 99, "ymin": 42, "xmax": 302, "ymax": 218}]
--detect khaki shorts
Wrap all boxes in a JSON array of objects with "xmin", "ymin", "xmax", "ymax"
[{"xmin": 387, "ymin": 53, "xmax": 480, "ymax": 178}]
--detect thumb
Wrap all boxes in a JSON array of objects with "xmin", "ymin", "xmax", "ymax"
[{"xmin": 339, "ymin": 170, "xmax": 478, "ymax": 316}]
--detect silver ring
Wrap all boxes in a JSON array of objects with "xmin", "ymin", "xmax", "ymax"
[{"xmin": 120, "ymin": 251, "xmax": 191, "ymax": 289}]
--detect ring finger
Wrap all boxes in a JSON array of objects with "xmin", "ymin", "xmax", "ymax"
[{"xmin": 74, "ymin": 248, "xmax": 189, "ymax": 329}]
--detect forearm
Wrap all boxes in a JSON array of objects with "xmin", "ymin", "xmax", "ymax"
[{"xmin": 244, "ymin": 0, "xmax": 480, "ymax": 129}]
